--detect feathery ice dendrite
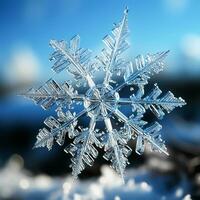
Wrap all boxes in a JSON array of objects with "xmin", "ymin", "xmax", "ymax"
[{"xmin": 22, "ymin": 8, "xmax": 186, "ymax": 182}]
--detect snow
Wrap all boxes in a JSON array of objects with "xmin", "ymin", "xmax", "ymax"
[
  {"xmin": 0, "ymin": 156, "xmax": 192, "ymax": 200},
  {"xmin": 182, "ymin": 194, "xmax": 192, "ymax": 200}
]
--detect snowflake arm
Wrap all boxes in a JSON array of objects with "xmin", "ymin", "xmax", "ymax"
[
  {"xmin": 105, "ymin": 84, "xmax": 186, "ymax": 119},
  {"xmin": 50, "ymin": 36, "xmax": 96, "ymax": 88},
  {"xmin": 65, "ymin": 109, "xmax": 102, "ymax": 177},
  {"xmin": 104, "ymin": 102, "xmax": 168, "ymax": 155},
  {"xmin": 108, "ymin": 50, "xmax": 169, "ymax": 96},
  {"xmin": 101, "ymin": 104, "xmax": 130, "ymax": 182},
  {"xmin": 22, "ymin": 79, "xmax": 84, "ymax": 109},
  {"xmin": 129, "ymin": 84, "xmax": 186, "ymax": 119},
  {"xmin": 34, "ymin": 104, "xmax": 98, "ymax": 149},
  {"xmin": 98, "ymin": 8, "xmax": 130, "ymax": 85}
]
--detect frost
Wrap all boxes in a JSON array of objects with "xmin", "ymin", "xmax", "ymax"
[{"xmin": 22, "ymin": 8, "xmax": 186, "ymax": 181}]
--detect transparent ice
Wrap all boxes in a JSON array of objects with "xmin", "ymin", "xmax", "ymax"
[{"xmin": 22, "ymin": 8, "xmax": 186, "ymax": 182}]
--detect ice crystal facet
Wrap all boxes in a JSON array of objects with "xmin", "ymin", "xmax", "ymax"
[{"xmin": 22, "ymin": 8, "xmax": 186, "ymax": 181}]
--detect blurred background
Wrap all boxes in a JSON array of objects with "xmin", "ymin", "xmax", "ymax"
[{"xmin": 0, "ymin": 0, "xmax": 200, "ymax": 199}]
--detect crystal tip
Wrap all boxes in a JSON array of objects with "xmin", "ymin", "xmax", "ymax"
[{"xmin": 124, "ymin": 6, "xmax": 129, "ymax": 14}]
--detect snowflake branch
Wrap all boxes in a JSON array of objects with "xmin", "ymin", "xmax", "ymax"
[
  {"xmin": 107, "ymin": 51, "xmax": 170, "ymax": 96},
  {"xmin": 50, "ymin": 38, "xmax": 96, "ymax": 89},
  {"xmin": 67, "ymin": 110, "xmax": 101, "ymax": 177},
  {"xmin": 34, "ymin": 104, "xmax": 98, "ymax": 149},
  {"xmin": 103, "ymin": 88, "xmax": 185, "ymax": 120},
  {"xmin": 104, "ymin": 102, "xmax": 169, "ymax": 156},
  {"xmin": 101, "ymin": 104, "xmax": 126, "ymax": 182},
  {"xmin": 23, "ymin": 93, "xmax": 85, "ymax": 103},
  {"xmin": 98, "ymin": 7, "xmax": 129, "ymax": 86},
  {"xmin": 112, "ymin": 98, "xmax": 185, "ymax": 106},
  {"xmin": 130, "ymin": 84, "xmax": 186, "ymax": 119},
  {"xmin": 21, "ymin": 79, "xmax": 83, "ymax": 109}
]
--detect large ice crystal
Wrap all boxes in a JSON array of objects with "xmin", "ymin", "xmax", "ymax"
[{"xmin": 22, "ymin": 8, "xmax": 186, "ymax": 182}]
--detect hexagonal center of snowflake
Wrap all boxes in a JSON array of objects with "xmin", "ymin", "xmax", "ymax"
[{"xmin": 84, "ymin": 84, "xmax": 119, "ymax": 118}]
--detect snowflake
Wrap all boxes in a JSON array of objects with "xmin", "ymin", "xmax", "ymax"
[{"xmin": 22, "ymin": 8, "xmax": 186, "ymax": 182}]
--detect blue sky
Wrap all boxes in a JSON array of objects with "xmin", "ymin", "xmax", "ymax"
[{"xmin": 1, "ymin": 0, "xmax": 200, "ymax": 83}]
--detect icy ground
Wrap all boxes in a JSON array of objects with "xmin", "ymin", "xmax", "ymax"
[{"xmin": 0, "ymin": 155, "xmax": 192, "ymax": 200}]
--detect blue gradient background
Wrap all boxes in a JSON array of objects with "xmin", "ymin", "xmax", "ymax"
[
  {"xmin": 0, "ymin": 0, "xmax": 200, "ymax": 194},
  {"xmin": 1, "ymin": 0, "xmax": 200, "ymax": 80}
]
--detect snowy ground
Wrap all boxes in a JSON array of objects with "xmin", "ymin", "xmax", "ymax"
[{"xmin": 0, "ymin": 155, "xmax": 193, "ymax": 200}]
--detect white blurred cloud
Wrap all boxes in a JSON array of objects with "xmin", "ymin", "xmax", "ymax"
[
  {"xmin": 181, "ymin": 34, "xmax": 200, "ymax": 61},
  {"xmin": 5, "ymin": 47, "xmax": 40, "ymax": 85},
  {"xmin": 163, "ymin": 0, "xmax": 189, "ymax": 14}
]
